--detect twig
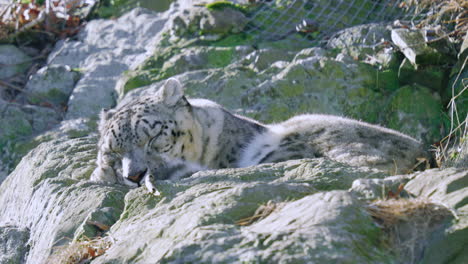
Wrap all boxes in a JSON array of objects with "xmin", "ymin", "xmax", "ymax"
[
  {"xmin": 19, "ymin": 10, "xmax": 46, "ymax": 32},
  {"xmin": 0, "ymin": 79, "xmax": 62, "ymax": 112},
  {"xmin": 0, "ymin": 54, "xmax": 47, "ymax": 67}
]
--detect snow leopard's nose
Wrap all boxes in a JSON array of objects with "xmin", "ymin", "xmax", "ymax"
[
  {"xmin": 122, "ymin": 150, "xmax": 147, "ymax": 184},
  {"xmin": 127, "ymin": 168, "xmax": 147, "ymax": 183}
]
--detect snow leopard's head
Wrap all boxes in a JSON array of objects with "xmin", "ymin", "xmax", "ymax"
[{"xmin": 91, "ymin": 78, "xmax": 195, "ymax": 187}]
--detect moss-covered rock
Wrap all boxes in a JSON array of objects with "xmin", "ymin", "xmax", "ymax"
[
  {"xmin": 384, "ymin": 84, "xmax": 444, "ymax": 143},
  {"xmin": 22, "ymin": 65, "xmax": 80, "ymax": 106},
  {"xmin": 123, "ymin": 40, "xmax": 444, "ymax": 144},
  {"xmin": 0, "ymin": 99, "xmax": 61, "ymax": 180},
  {"xmin": 397, "ymin": 59, "xmax": 449, "ymax": 93},
  {"xmin": 0, "ymin": 45, "xmax": 31, "ymax": 79}
]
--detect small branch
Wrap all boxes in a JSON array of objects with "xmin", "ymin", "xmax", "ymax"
[
  {"xmin": 0, "ymin": 54, "xmax": 47, "ymax": 67},
  {"xmin": 0, "ymin": 79, "xmax": 62, "ymax": 112}
]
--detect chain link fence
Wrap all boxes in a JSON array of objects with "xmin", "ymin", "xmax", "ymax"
[{"xmin": 240, "ymin": 0, "xmax": 442, "ymax": 47}]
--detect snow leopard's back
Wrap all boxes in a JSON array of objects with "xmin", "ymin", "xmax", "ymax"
[{"xmin": 240, "ymin": 114, "xmax": 427, "ymax": 174}]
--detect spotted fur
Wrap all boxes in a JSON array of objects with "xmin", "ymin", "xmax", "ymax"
[{"xmin": 91, "ymin": 78, "xmax": 428, "ymax": 194}]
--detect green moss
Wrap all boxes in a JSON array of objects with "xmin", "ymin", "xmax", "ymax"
[
  {"xmin": 398, "ymin": 60, "xmax": 448, "ymax": 93},
  {"xmin": 67, "ymin": 130, "xmax": 90, "ymax": 139},
  {"xmin": 384, "ymin": 84, "xmax": 444, "ymax": 143},
  {"xmin": 32, "ymin": 165, "xmax": 67, "ymax": 186},
  {"xmin": 359, "ymin": 64, "xmax": 399, "ymax": 92},
  {"xmin": 123, "ymin": 73, "xmax": 154, "ymax": 94},
  {"xmin": 206, "ymin": 49, "xmax": 235, "ymax": 68},
  {"xmin": 343, "ymin": 87, "xmax": 383, "ymax": 123},
  {"xmin": 205, "ymin": 1, "xmax": 248, "ymax": 14},
  {"xmin": 264, "ymin": 103, "xmax": 290, "ymax": 122},
  {"xmin": 86, "ymin": 117, "xmax": 99, "ymax": 132},
  {"xmin": 28, "ymin": 88, "xmax": 69, "ymax": 106},
  {"xmin": 208, "ymin": 33, "xmax": 253, "ymax": 47},
  {"xmin": 278, "ymin": 81, "xmax": 305, "ymax": 97},
  {"xmin": 376, "ymin": 70, "xmax": 399, "ymax": 92}
]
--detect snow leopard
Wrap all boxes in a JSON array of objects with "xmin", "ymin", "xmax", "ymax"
[{"xmin": 91, "ymin": 78, "xmax": 429, "ymax": 195}]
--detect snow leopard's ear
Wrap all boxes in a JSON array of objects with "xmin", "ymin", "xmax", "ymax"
[
  {"xmin": 98, "ymin": 108, "xmax": 117, "ymax": 134},
  {"xmin": 160, "ymin": 78, "xmax": 184, "ymax": 106}
]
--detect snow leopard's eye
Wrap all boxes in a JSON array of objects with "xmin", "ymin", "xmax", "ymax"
[
  {"xmin": 146, "ymin": 137, "xmax": 171, "ymax": 155},
  {"xmin": 102, "ymin": 152, "xmax": 119, "ymax": 165}
]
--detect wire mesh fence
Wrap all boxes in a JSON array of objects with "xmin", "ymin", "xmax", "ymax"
[{"xmin": 243, "ymin": 0, "xmax": 429, "ymax": 47}]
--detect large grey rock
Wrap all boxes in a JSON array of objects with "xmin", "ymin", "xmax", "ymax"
[
  {"xmin": 327, "ymin": 23, "xmax": 398, "ymax": 68},
  {"xmin": 405, "ymin": 168, "xmax": 468, "ymax": 264},
  {"xmin": 93, "ymin": 160, "xmax": 390, "ymax": 263},
  {"xmin": 0, "ymin": 45, "xmax": 31, "ymax": 80},
  {"xmin": 0, "ymin": 98, "xmax": 61, "ymax": 181},
  {"xmin": 22, "ymin": 64, "xmax": 80, "ymax": 106},
  {"xmin": 391, "ymin": 28, "xmax": 443, "ymax": 67},
  {"xmin": 350, "ymin": 174, "xmax": 411, "ymax": 200},
  {"xmin": 0, "ymin": 225, "xmax": 30, "ymax": 264},
  {"xmin": 170, "ymin": 5, "xmax": 248, "ymax": 40},
  {"xmin": 0, "ymin": 136, "xmax": 127, "ymax": 264},
  {"xmin": 45, "ymin": 8, "xmax": 171, "ymax": 119},
  {"xmin": 452, "ymin": 133, "xmax": 468, "ymax": 168}
]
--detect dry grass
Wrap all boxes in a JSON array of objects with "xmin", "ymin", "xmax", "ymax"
[
  {"xmin": 48, "ymin": 236, "xmax": 112, "ymax": 264},
  {"xmin": 368, "ymin": 198, "xmax": 454, "ymax": 263},
  {"xmin": 400, "ymin": 0, "xmax": 468, "ymax": 167},
  {"xmin": 368, "ymin": 198, "xmax": 453, "ymax": 228},
  {"xmin": 407, "ymin": 0, "xmax": 467, "ymax": 40},
  {"xmin": 0, "ymin": 0, "xmax": 86, "ymax": 41},
  {"xmin": 236, "ymin": 200, "xmax": 282, "ymax": 226},
  {"xmin": 435, "ymin": 56, "xmax": 467, "ymax": 167}
]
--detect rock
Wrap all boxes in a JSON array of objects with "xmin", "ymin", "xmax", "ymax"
[
  {"xmin": 201, "ymin": 5, "xmax": 248, "ymax": 34},
  {"xmin": 397, "ymin": 59, "xmax": 447, "ymax": 93},
  {"xmin": 0, "ymin": 163, "xmax": 7, "ymax": 187},
  {"xmin": 120, "ymin": 67, "xmax": 262, "ymax": 112},
  {"xmin": 0, "ymin": 135, "xmax": 127, "ymax": 264},
  {"xmin": 405, "ymin": 168, "xmax": 468, "ymax": 264},
  {"xmin": 460, "ymin": 32, "xmax": 468, "ymax": 57},
  {"xmin": 92, "ymin": 161, "xmax": 390, "ymax": 263},
  {"xmin": 383, "ymin": 84, "xmax": 444, "ymax": 144},
  {"xmin": 0, "ymin": 98, "xmax": 61, "ymax": 180},
  {"xmin": 157, "ymin": 192, "xmax": 391, "ymax": 263},
  {"xmin": 327, "ymin": 23, "xmax": 398, "ymax": 68},
  {"xmin": 350, "ymin": 175, "xmax": 411, "ymax": 200},
  {"xmin": 0, "ymin": 45, "xmax": 31, "ymax": 80},
  {"xmin": 0, "ymin": 3, "xmax": 463, "ymax": 263},
  {"xmin": 22, "ymin": 64, "xmax": 80, "ymax": 106},
  {"xmin": 391, "ymin": 28, "xmax": 444, "ymax": 67},
  {"xmin": 170, "ymin": 5, "xmax": 248, "ymax": 40},
  {"xmin": 450, "ymin": 123, "xmax": 468, "ymax": 168},
  {"xmin": 241, "ymin": 55, "xmax": 386, "ymax": 123},
  {"xmin": 242, "ymin": 48, "xmax": 297, "ymax": 72},
  {"xmin": 121, "ymin": 45, "xmax": 254, "ymax": 94},
  {"xmin": 0, "ymin": 225, "xmax": 30, "ymax": 264},
  {"xmin": 45, "ymin": 8, "xmax": 170, "ymax": 120},
  {"xmin": 446, "ymin": 56, "xmax": 468, "ymax": 123}
]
